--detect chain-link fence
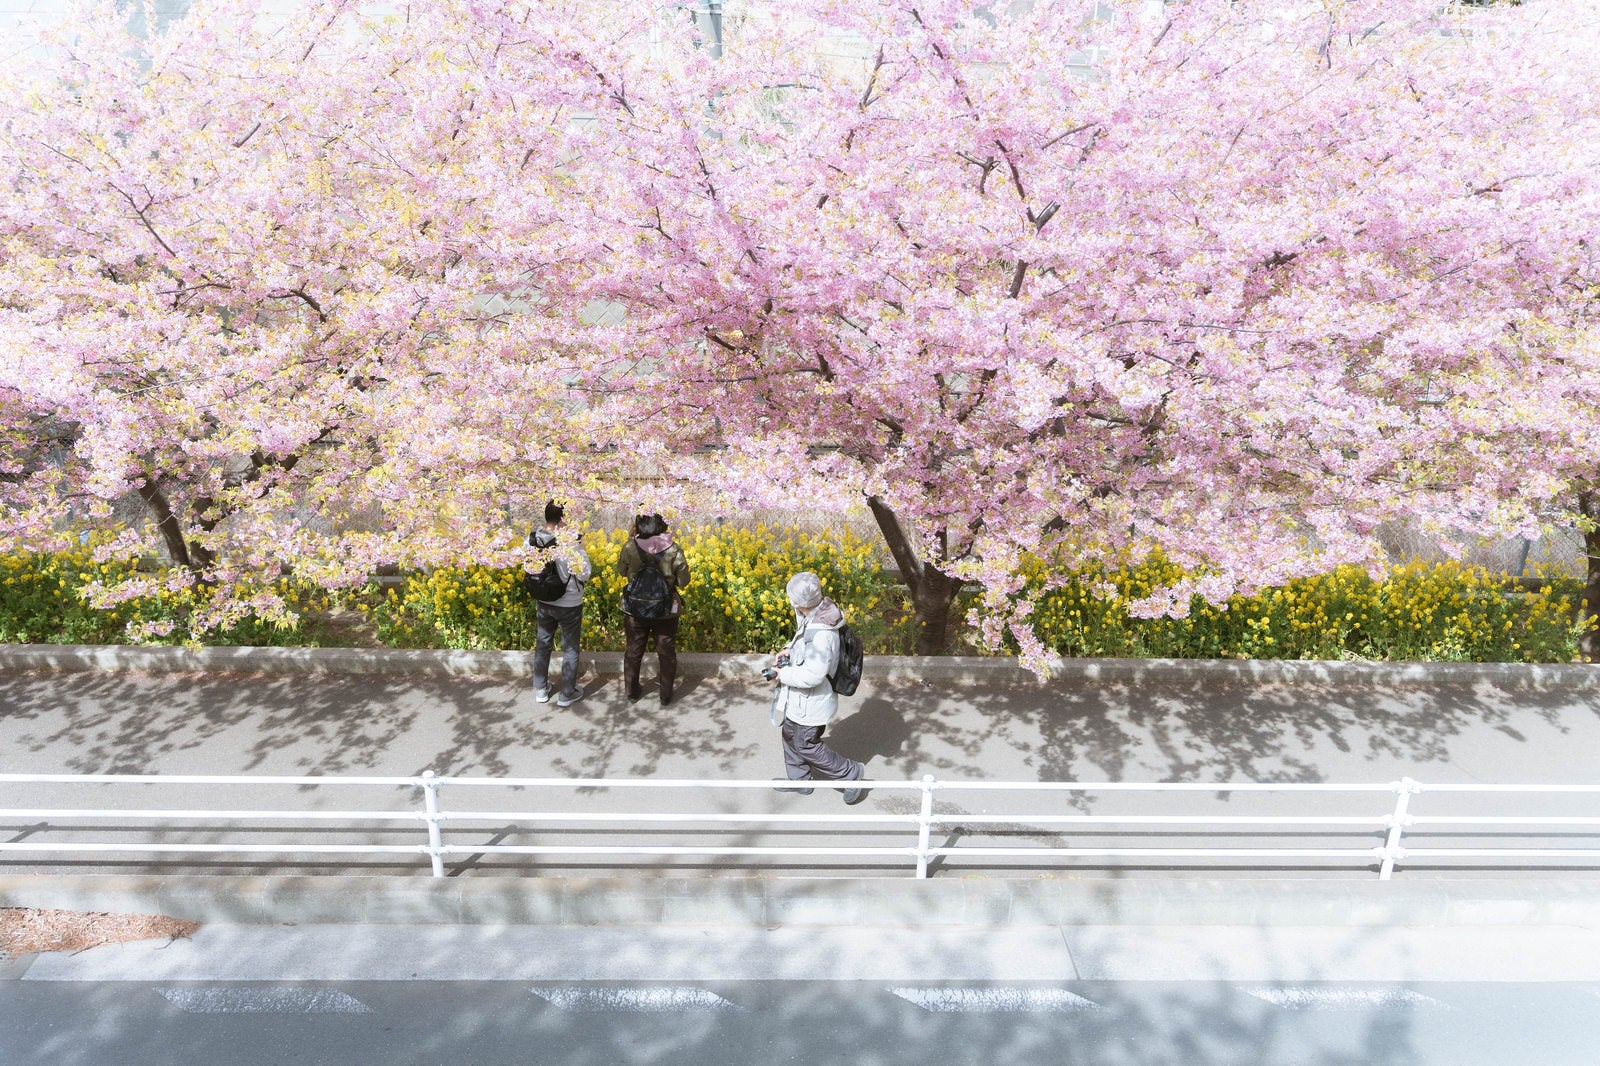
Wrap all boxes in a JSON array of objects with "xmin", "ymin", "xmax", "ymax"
[
  {"xmin": 103, "ymin": 488, "xmax": 1587, "ymax": 580},
  {"xmin": 1374, "ymin": 522, "xmax": 1583, "ymax": 579}
]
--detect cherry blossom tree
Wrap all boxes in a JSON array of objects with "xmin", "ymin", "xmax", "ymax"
[
  {"xmin": 4, "ymin": 0, "xmax": 1599, "ymax": 660},
  {"xmin": 512, "ymin": 0, "xmax": 1600, "ymax": 657},
  {"xmin": 0, "ymin": 0, "xmax": 616, "ymax": 629}
]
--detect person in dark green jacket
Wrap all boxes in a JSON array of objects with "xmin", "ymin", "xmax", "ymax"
[{"xmin": 617, "ymin": 513, "xmax": 692, "ymax": 706}]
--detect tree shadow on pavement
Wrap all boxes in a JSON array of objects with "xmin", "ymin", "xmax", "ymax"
[
  {"xmin": 0, "ymin": 664, "xmax": 1590, "ymax": 793},
  {"xmin": 0, "ymin": 667, "xmax": 759, "ymax": 780},
  {"xmin": 863, "ymin": 671, "xmax": 1586, "ymax": 790},
  {"xmin": 0, "ymin": 669, "xmax": 425, "ymax": 776},
  {"xmin": 424, "ymin": 674, "xmax": 759, "ymax": 779},
  {"xmin": 371, "ymin": 938, "xmax": 1429, "ymax": 1066}
]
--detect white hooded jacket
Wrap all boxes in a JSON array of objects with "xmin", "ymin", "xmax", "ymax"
[{"xmin": 771, "ymin": 598, "xmax": 844, "ymax": 726}]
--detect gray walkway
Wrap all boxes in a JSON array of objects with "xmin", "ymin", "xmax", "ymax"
[
  {"xmin": 19, "ymin": 920, "xmax": 1600, "ymax": 984},
  {"xmin": 2, "ymin": 649, "xmax": 1600, "ymax": 881},
  {"xmin": 2, "ymin": 648, "xmax": 1596, "ymax": 786}
]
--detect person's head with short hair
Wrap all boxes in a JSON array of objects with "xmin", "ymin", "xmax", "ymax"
[
  {"xmin": 786, "ymin": 571, "xmax": 823, "ymax": 612},
  {"xmin": 544, "ymin": 499, "xmax": 565, "ymax": 526},
  {"xmin": 634, "ymin": 513, "xmax": 667, "ymax": 538}
]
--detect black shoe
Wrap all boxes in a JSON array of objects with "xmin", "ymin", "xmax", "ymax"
[
  {"xmin": 773, "ymin": 778, "xmax": 814, "ymax": 795},
  {"xmin": 626, "ymin": 686, "xmax": 641, "ymax": 703}
]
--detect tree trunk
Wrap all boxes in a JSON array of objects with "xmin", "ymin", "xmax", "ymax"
[
  {"xmin": 137, "ymin": 479, "xmax": 200, "ymax": 573},
  {"xmin": 1580, "ymin": 491, "xmax": 1600, "ymax": 663},
  {"xmin": 137, "ymin": 451, "xmax": 301, "ymax": 581},
  {"xmin": 866, "ymin": 494, "xmax": 966, "ymax": 655}
]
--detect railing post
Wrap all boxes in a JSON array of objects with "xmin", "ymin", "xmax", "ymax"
[
  {"xmin": 420, "ymin": 771, "xmax": 445, "ymax": 878},
  {"xmin": 914, "ymin": 774, "xmax": 937, "ymax": 879},
  {"xmin": 1377, "ymin": 777, "xmax": 1418, "ymax": 881}
]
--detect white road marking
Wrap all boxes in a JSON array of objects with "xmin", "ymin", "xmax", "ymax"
[
  {"xmin": 157, "ymin": 987, "xmax": 374, "ymax": 1014},
  {"xmin": 530, "ymin": 985, "xmax": 741, "ymax": 1012},
  {"xmin": 1244, "ymin": 987, "xmax": 1441, "ymax": 1010},
  {"xmin": 890, "ymin": 987, "xmax": 1100, "ymax": 1013}
]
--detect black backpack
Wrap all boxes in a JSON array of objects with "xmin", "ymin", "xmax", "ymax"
[
  {"xmin": 829, "ymin": 622, "xmax": 865, "ymax": 696},
  {"xmin": 622, "ymin": 547, "xmax": 673, "ymax": 618},
  {"xmin": 523, "ymin": 559, "xmax": 570, "ymax": 602}
]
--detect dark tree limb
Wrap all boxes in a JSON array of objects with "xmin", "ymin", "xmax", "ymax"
[
  {"xmin": 137, "ymin": 478, "xmax": 199, "ymax": 572},
  {"xmin": 866, "ymin": 494, "xmax": 966, "ymax": 654},
  {"xmin": 1580, "ymin": 490, "xmax": 1600, "ymax": 663}
]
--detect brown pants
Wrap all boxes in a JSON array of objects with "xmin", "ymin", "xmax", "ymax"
[{"xmin": 623, "ymin": 613, "xmax": 679, "ymax": 702}]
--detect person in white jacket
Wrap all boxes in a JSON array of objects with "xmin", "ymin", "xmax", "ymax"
[
  {"xmin": 527, "ymin": 499, "xmax": 592, "ymax": 707},
  {"xmin": 767, "ymin": 571, "xmax": 867, "ymax": 804}
]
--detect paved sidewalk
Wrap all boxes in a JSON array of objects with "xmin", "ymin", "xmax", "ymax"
[
  {"xmin": 3, "ymin": 646, "xmax": 1600, "ymax": 916},
  {"xmin": 4, "ymin": 643, "xmax": 1600, "ymax": 1058},
  {"xmin": 2, "ymin": 646, "xmax": 1596, "ymax": 787}
]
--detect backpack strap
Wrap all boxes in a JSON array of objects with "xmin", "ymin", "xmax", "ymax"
[{"xmin": 796, "ymin": 624, "xmax": 840, "ymax": 674}]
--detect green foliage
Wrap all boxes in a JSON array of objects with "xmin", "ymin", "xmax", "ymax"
[{"xmin": 0, "ymin": 542, "xmax": 334, "ymax": 647}]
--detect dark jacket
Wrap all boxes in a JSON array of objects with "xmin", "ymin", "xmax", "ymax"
[{"xmin": 617, "ymin": 533, "xmax": 691, "ymax": 614}]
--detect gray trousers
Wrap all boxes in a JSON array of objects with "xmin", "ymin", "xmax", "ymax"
[
  {"xmin": 533, "ymin": 603, "xmax": 583, "ymax": 699},
  {"xmin": 781, "ymin": 719, "xmax": 862, "ymax": 782}
]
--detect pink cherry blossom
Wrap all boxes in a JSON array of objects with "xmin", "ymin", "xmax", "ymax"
[{"xmin": 2, "ymin": 0, "xmax": 1597, "ymax": 660}]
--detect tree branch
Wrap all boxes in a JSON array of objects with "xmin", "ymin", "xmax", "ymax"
[
  {"xmin": 996, "ymin": 139, "xmax": 1027, "ymax": 201},
  {"xmin": 866, "ymin": 494, "xmax": 924, "ymax": 593},
  {"xmin": 111, "ymin": 186, "xmax": 178, "ymax": 259},
  {"xmin": 136, "ymin": 477, "xmax": 196, "ymax": 572},
  {"xmin": 277, "ymin": 287, "xmax": 328, "ymax": 322},
  {"xmin": 1008, "ymin": 259, "xmax": 1028, "ymax": 299},
  {"xmin": 1041, "ymin": 121, "xmax": 1099, "ymax": 152}
]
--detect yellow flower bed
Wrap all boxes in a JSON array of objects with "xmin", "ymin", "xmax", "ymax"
[
  {"xmin": 1025, "ymin": 552, "xmax": 1584, "ymax": 663},
  {"xmin": 0, "ymin": 538, "xmax": 334, "ymax": 646},
  {"xmin": 372, "ymin": 561, "xmax": 537, "ymax": 651},
  {"xmin": 373, "ymin": 524, "xmax": 904, "ymax": 653},
  {"xmin": 2, "ymin": 530, "xmax": 1587, "ymax": 662}
]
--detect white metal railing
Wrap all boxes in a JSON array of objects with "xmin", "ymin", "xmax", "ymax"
[{"xmin": 3, "ymin": 772, "xmax": 1600, "ymax": 879}]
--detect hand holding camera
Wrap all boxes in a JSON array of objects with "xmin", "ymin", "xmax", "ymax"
[{"xmin": 761, "ymin": 652, "xmax": 791, "ymax": 682}]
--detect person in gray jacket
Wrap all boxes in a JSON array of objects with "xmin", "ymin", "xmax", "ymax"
[
  {"xmin": 528, "ymin": 499, "xmax": 592, "ymax": 707},
  {"xmin": 766, "ymin": 571, "xmax": 867, "ymax": 804}
]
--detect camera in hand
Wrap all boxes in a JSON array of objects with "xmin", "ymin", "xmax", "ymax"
[{"xmin": 762, "ymin": 653, "xmax": 790, "ymax": 682}]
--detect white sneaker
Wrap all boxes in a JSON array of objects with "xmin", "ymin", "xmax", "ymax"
[
  {"xmin": 534, "ymin": 688, "xmax": 552, "ymax": 704},
  {"xmin": 556, "ymin": 690, "xmax": 582, "ymax": 707}
]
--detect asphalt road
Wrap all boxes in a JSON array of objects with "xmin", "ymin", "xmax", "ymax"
[
  {"xmin": 14, "ymin": 978, "xmax": 1600, "ymax": 1066},
  {"xmin": 9, "ymin": 920, "xmax": 1600, "ymax": 1066},
  {"xmin": 3, "ymin": 662, "xmax": 1600, "ymax": 878}
]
